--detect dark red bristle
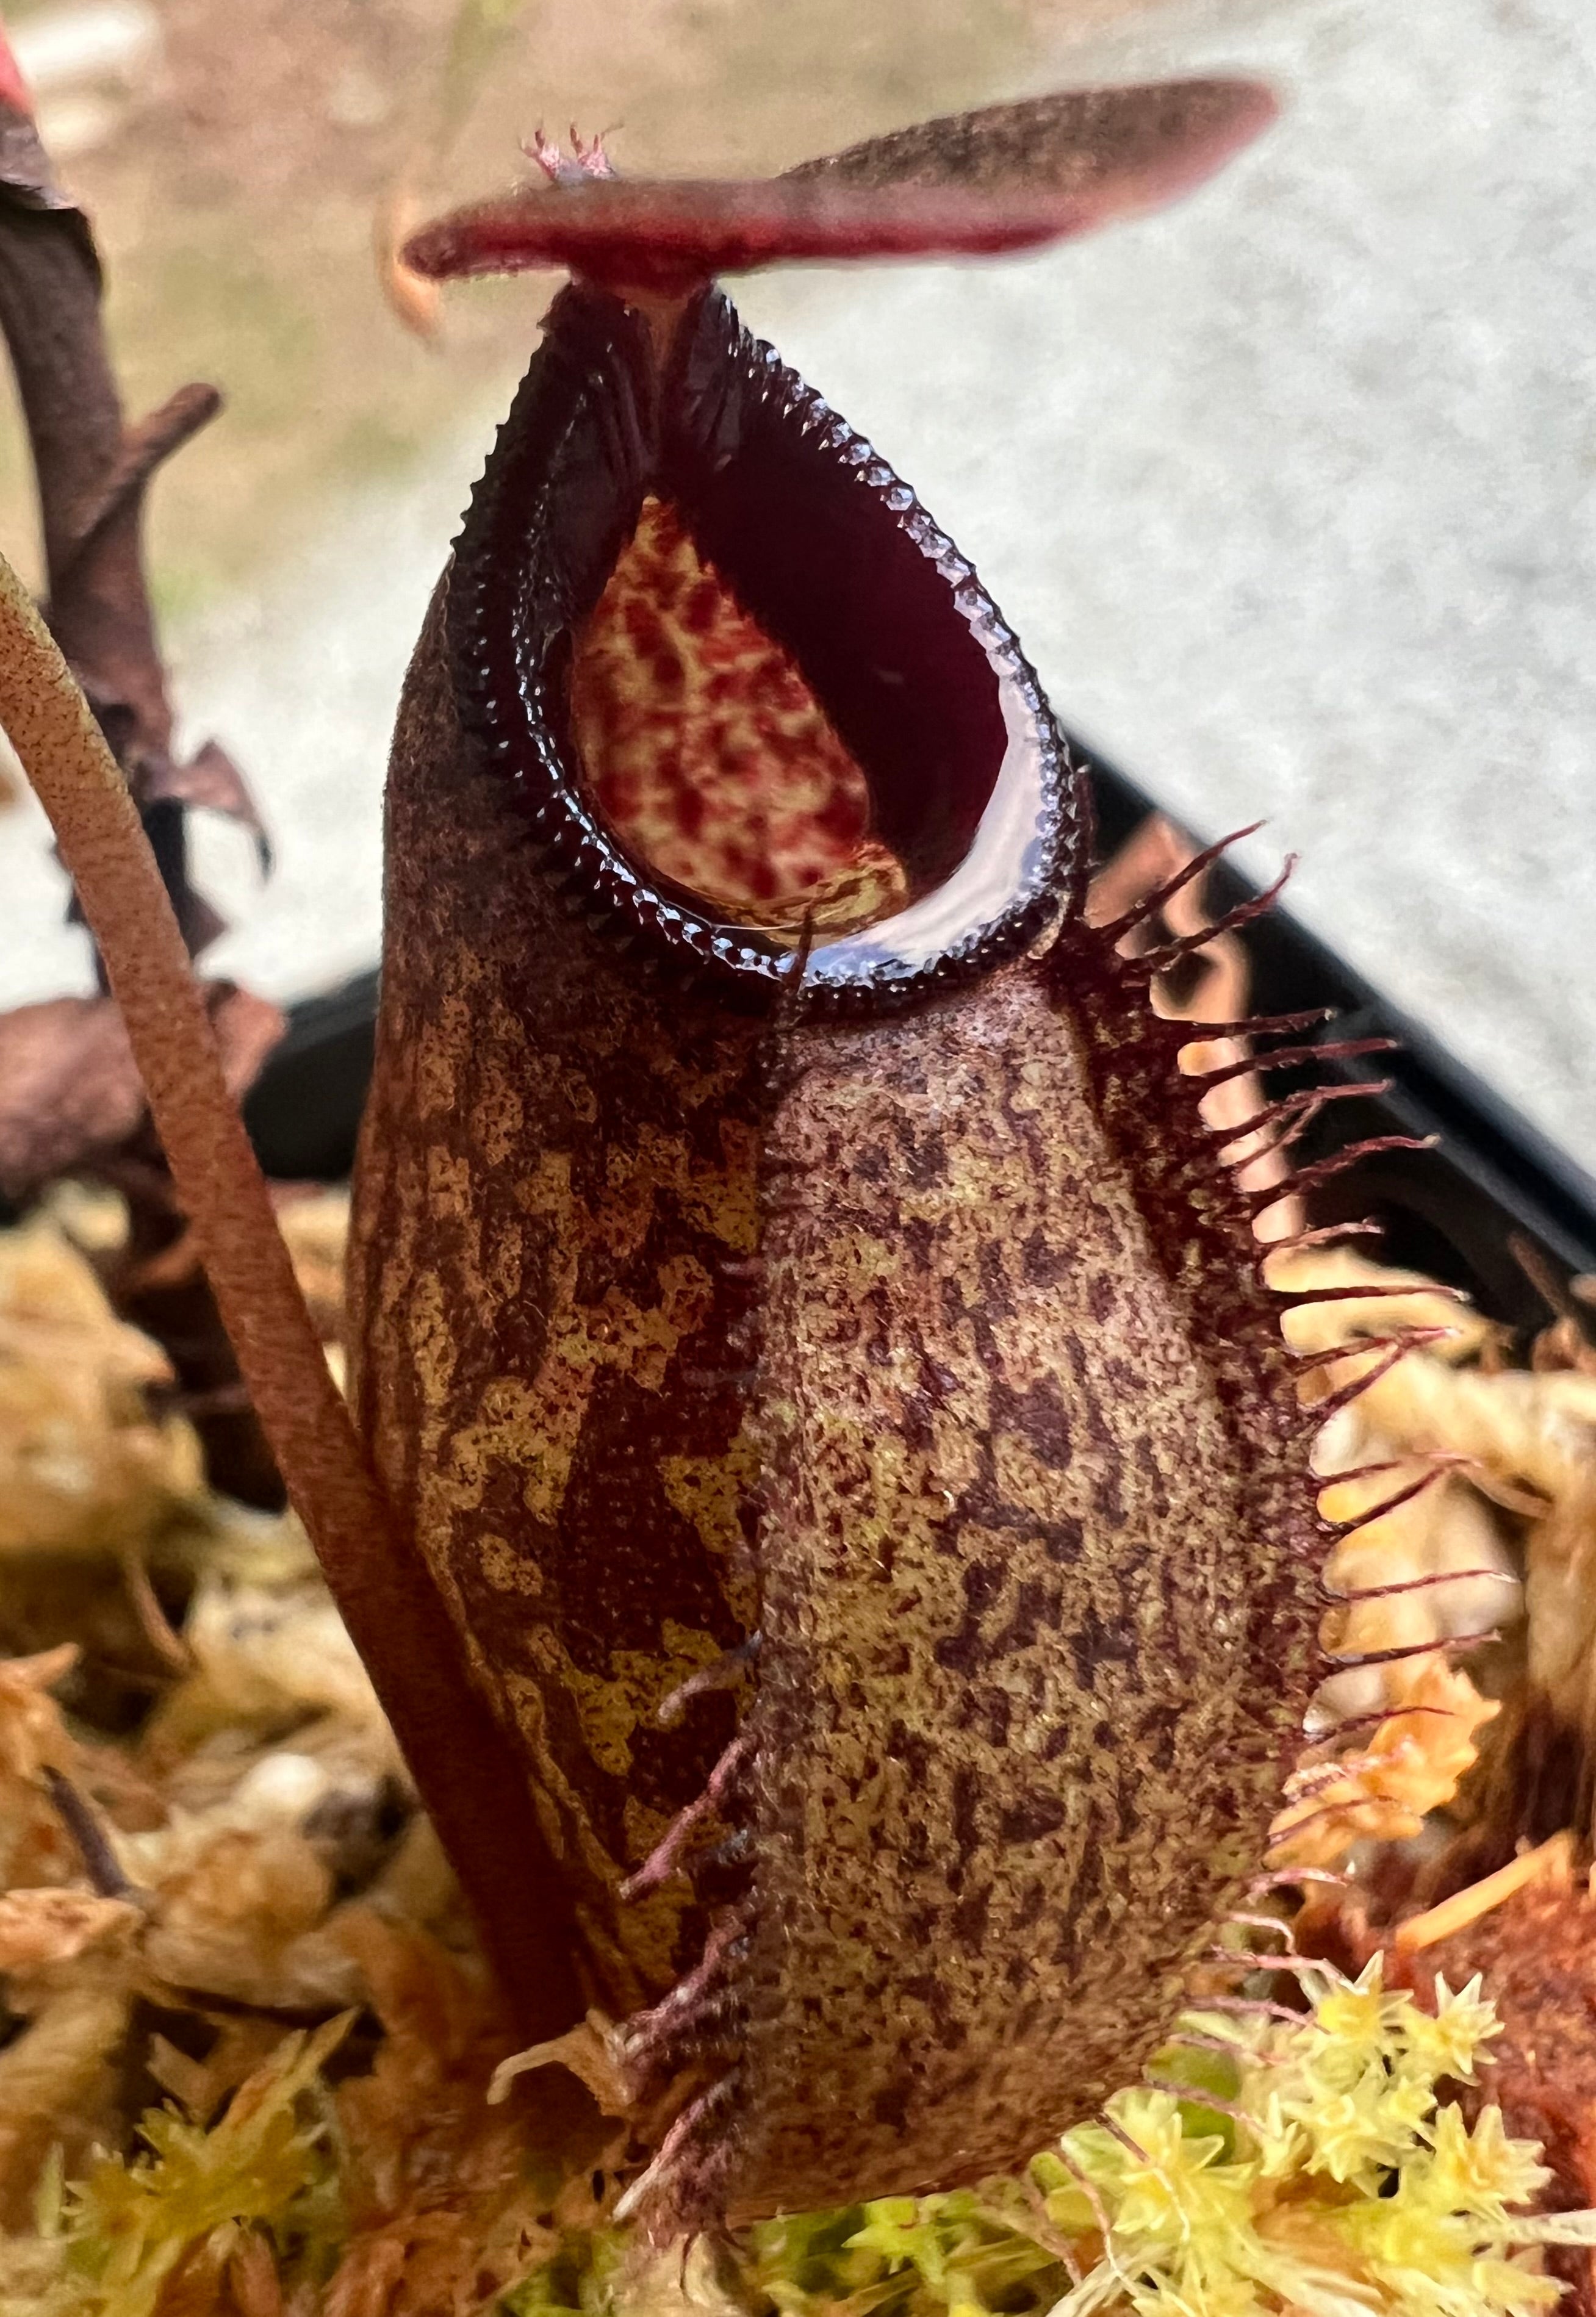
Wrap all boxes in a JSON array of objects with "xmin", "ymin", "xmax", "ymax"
[
  {"xmin": 1247, "ymin": 1865, "xmax": 1348, "ymax": 1892},
  {"xmin": 1294, "ymin": 1344, "xmax": 1415, "ymax": 1429},
  {"xmin": 618, "ymin": 1728, "xmax": 755, "ymax": 1901},
  {"xmin": 1271, "ymin": 1280, "xmax": 1462, "ymax": 1317},
  {"xmin": 1307, "ymin": 1706, "xmax": 1456, "ymax": 1745},
  {"xmin": 1196, "ymin": 1994, "xmax": 1303, "ymax": 2024},
  {"xmin": 1218, "ymin": 1080, "xmax": 1396, "ymax": 1153},
  {"xmin": 1143, "ymin": 2074, "xmax": 1252, "ymax": 2122},
  {"xmin": 1204, "ymin": 1950, "xmax": 1335, "ymax": 1983},
  {"xmin": 1090, "ymin": 820, "xmax": 1265, "ymax": 945},
  {"xmin": 1184, "ymin": 1008, "xmax": 1335, "ymax": 1042},
  {"xmin": 1130, "ymin": 861, "xmax": 1296, "ymax": 976},
  {"xmin": 1325, "ymin": 1467, "xmax": 1484, "ymax": 1540},
  {"xmin": 1289, "ymin": 1324, "xmax": 1459, "ymax": 1380},
  {"xmin": 1193, "ymin": 1036, "xmax": 1396, "ymax": 1093},
  {"xmin": 1264, "ymin": 1219, "xmax": 1384, "ymax": 1258},
  {"xmin": 1259, "ymin": 1137, "xmax": 1438, "ymax": 1212},
  {"xmin": 1326, "ymin": 1629, "xmax": 1499, "ymax": 1670}
]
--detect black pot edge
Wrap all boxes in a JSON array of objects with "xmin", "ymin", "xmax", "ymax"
[{"xmin": 1087, "ymin": 749, "xmax": 1596, "ymax": 1314}]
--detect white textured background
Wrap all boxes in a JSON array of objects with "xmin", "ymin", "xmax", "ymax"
[{"xmin": 3, "ymin": 0, "xmax": 1592, "ymax": 1163}]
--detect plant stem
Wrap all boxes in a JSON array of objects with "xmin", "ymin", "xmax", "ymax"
[{"xmin": 0, "ymin": 550, "xmax": 580, "ymax": 2036}]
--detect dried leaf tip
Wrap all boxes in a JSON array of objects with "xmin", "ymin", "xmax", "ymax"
[{"xmin": 401, "ymin": 77, "xmax": 1279, "ymax": 293}]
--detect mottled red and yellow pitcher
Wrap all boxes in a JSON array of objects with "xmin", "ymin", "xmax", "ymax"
[{"xmin": 349, "ymin": 81, "xmax": 1346, "ymax": 2235}]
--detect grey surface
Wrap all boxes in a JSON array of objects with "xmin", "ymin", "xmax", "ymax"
[{"xmin": 3, "ymin": 0, "xmax": 1592, "ymax": 1164}]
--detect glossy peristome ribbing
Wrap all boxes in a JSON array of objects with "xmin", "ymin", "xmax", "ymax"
[{"xmin": 445, "ymin": 279, "xmax": 1082, "ymax": 1010}]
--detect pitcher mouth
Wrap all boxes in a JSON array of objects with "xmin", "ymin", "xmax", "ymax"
[{"xmin": 447, "ymin": 280, "xmax": 1085, "ymax": 1013}]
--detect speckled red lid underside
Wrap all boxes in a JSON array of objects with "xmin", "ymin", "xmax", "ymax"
[{"xmin": 403, "ymin": 79, "xmax": 1277, "ymax": 291}]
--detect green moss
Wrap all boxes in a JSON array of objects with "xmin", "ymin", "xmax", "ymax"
[
  {"xmin": 498, "ymin": 1964, "xmax": 1588, "ymax": 2317},
  {"xmin": 12, "ymin": 1950, "xmax": 1588, "ymax": 2316},
  {"xmin": 48, "ymin": 2016, "xmax": 348, "ymax": 2317}
]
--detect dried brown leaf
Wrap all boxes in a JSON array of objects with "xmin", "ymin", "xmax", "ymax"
[
  {"xmin": 147, "ymin": 739, "xmax": 270, "ymax": 868},
  {"xmin": 0, "ymin": 998, "xmax": 149, "ymax": 1196},
  {"xmin": 0, "ymin": 1886, "xmax": 138, "ymax": 1971},
  {"xmin": 0, "ymin": 1981, "xmax": 130, "ymax": 2225},
  {"xmin": 0, "ymin": 983, "xmax": 283, "ymax": 1199},
  {"xmin": 0, "ymin": 1645, "xmax": 82, "ymax": 1784},
  {"xmin": 138, "ymin": 1827, "xmax": 360, "ymax": 2011},
  {"xmin": 0, "ymin": 1215, "xmax": 206, "ymax": 1557}
]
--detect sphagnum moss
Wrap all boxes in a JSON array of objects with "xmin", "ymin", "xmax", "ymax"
[
  {"xmin": 508, "ymin": 1963, "xmax": 1591, "ymax": 2317},
  {"xmin": 51, "ymin": 1959, "xmax": 1583, "ymax": 2317}
]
